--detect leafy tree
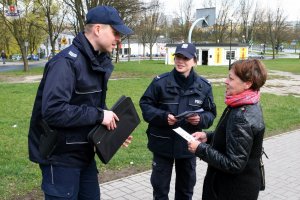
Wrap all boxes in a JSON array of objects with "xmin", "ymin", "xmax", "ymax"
[
  {"xmin": 36, "ymin": 0, "xmax": 67, "ymax": 56},
  {"xmin": 0, "ymin": 0, "xmax": 47, "ymax": 71},
  {"xmin": 62, "ymin": 0, "xmax": 143, "ymax": 62}
]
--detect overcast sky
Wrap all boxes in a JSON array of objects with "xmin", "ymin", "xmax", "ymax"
[{"xmin": 158, "ymin": 0, "xmax": 300, "ymax": 21}]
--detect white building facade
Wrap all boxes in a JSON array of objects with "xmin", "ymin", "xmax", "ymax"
[
  {"xmin": 165, "ymin": 43, "xmax": 249, "ymax": 66},
  {"xmin": 40, "ymin": 32, "xmax": 75, "ymax": 57}
]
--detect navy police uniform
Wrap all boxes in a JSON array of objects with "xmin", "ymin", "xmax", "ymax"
[
  {"xmin": 28, "ymin": 32, "xmax": 113, "ymax": 199},
  {"xmin": 140, "ymin": 68, "xmax": 216, "ymax": 199},
  {"xmin": 28, "ymin": 5, "xmax": 133, "ymax": 200}
]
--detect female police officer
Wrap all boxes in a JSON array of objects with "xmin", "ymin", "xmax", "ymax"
[{"xmin": 140, "ymin": 43, "xmax": 216, "ymax": 200}]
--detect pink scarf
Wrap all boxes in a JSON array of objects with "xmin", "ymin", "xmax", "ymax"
[{"xmin": 225, "ymin": 90, "xmax": 260, "ymax": 107}]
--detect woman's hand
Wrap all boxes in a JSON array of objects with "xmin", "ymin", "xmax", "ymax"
[
  {"xmin": 192, "ymin": 132, "xmax": 207, "ymax": 143},
  {"xmin": 188, "ymin": 140, "xmax": 200, "ymax": 153}
]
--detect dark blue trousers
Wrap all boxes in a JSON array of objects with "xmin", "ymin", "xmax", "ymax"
[
  {"xmin": 39, "ymin": 160, "xmax": 100, "ymax": 200},
  {"xmin": 151, "ymin": 153, "xmax": 196, "ymax": 200}
]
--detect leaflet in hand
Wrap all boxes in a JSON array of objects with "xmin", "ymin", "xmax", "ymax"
[
  {"xmin": 175, "ymin": 108, "xmax": 204, "ymax": 119},
  {"xmin": 173, "ymin": 127, "xmax": 195, "ymax": 142}
]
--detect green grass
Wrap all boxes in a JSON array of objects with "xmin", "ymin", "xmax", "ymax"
[
  {"xmin": 0, "ymin": 58, "xmax": 300, "ymax": 199},
  {"xmin": 262, "ymin": 58, "xmax": 300, "ymax": 74}
]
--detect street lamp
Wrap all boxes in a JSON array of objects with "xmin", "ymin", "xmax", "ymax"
[
  {"xmin": 188, "ymin": 17, "xmax": 208, "ymax": 43},
  {"xmin": 229, "ymin": 19, "xmax": 233, "ymax": 69}
]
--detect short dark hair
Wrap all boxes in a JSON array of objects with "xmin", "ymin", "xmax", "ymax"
[{"xmin": 230, "ymin": 59, "xmax": 267, "ymax": 91}]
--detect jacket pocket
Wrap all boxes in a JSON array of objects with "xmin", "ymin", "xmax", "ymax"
[
  {"xmin": 147, "ymin": 132, "xmax": 173, "ymax": 155},
  {"xmin": 40, "ymin": 164, "xmax": 76, "ymax": 198},
  {"xmin": 74, "ymin": 85, "xmax": 102, "ymax": 106},
  {"xmin": 75, "ymin": 84, "xmax": 102, "ymax": 95},
  {"xmin": 65, "ymin": 133, "xmax": 88, "ymax": 145}
]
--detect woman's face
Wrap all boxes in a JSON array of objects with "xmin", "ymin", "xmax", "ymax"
[
  {"xmin": 225, "ymin": 69, "xmax": 252, "ymax": 96},
  {"xmin": 174, "ymin": 54, "xmax": 196, "ymax": 77}
]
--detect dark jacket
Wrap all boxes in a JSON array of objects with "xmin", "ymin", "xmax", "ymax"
[
  {"xmin": 28, "ymin": 32, "xmax": 114, "ymax": 167},
  {"xmin": 1, "ymin": 52, "xmax": 6, "ymax": 59},
  {"xmin": 196, "ymin": 103, "xmax": 265, "ymax": 200},
  {"xmin": 140, "ymin": 69, "xmax": 216, "ymax": 159}
]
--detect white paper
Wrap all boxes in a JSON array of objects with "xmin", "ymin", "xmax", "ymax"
[{"xmin": 173, "ymin": 127, "xmax": 195, "ymax": 142}]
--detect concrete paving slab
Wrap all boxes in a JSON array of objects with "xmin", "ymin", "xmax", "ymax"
[{"xmin": 100, "ymin": 129, "xmax": 300, "ymax": 199}]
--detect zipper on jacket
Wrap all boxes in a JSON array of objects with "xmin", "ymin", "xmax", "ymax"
[{"xmin": 211, "ymin": 107, "xmax": 230, "ymax": 146}]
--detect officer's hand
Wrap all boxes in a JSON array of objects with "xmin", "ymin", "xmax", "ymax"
[
  {"xmin": 186, "ymin": 114, "xmax": 200, "ymax": 125},
  {"xmin": 122, "ymin": 135, "xmax": 133, "ymax": 147},
  {"xmin": 167, "ymin": 114, "xmax": 177, "ymax": 125},
  {"xmin": 102, "ymin": 110, "xmax": 119, "ymax": 130}
]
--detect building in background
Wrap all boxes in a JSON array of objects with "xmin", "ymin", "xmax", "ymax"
[
  {"xmin": 40, "ymin": 32, "xmax": 75, "ymax": 58},
  {"xmin": 165, "ymin": 43, "xmax": 249, "ymax": 66}
]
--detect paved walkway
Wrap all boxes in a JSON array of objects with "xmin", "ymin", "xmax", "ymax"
[{"xmin": 100, "ymin": 129, "xmax": 300, "ymax": 200}]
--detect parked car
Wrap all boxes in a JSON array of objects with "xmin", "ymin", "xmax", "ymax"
[
  {"xmin": 11, "ymin": 54, "xmax": 22, "ymax": 61},
  {"xmin": 248, "ymin": 53, "xmax": 264, "ymax": 59},
  {"xmin": 27, "ymin": 54, "xmax": 39, "ymax": 61}
]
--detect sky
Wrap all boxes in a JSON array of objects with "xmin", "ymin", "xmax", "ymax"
[{"xmin": 158, "ymin": 0, "xmax": 300, "ymax": 21}]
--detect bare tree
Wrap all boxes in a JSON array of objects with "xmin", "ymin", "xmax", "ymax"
[
  {"xmin": 178, "ymin": 0, "xmax": 194, "ymax": 42},
  {"xmin": 237, "ymin": 0, "xmax": 253, "ymax": 43},
  {"xmin": 167, "ymin": 0, "xmax": 195, "ymax": 43},
  {"xmin": 266, "ymin": 7, "xmax": 288, "ymax": 59},
  {"xmin": 168, "ymin": 17, "xmax": 184, "ymax": 43},
  {"xmin": 247, "ymin": 3, "xmax": 265, "ymax": 45},
  {"xmin": 213, "ymin": 0, "xmax": 233, "ymax": 43},
  {"xmin": 135, "ymin": 0, "xmax": 162, "ymax": 59}
]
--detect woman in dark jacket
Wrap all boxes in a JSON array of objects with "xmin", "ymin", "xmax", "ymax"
[{"xmin": 188, "ymin": 59, "xmax": 267, "ymax": 200}]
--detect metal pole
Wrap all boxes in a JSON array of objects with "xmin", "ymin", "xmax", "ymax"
[
  {"xmin": 229, "ymin": 20, "xmax": 232, "ymax": 69},
  {"xmin": 188, "ymin": 17, "xmax": 208, "ymax": 43}
]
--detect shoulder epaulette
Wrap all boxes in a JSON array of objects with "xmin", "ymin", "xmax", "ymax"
[
  {"xmin": 154, "ymin": 72, "xmax": 170, "ymax": 81},
  {"xmin": 197, "ymin": 76, "xmax": 211, "ymax": 86},
  {"xmin": 63, "ymin": 46, "xmax": 79, "ymax": 61}
]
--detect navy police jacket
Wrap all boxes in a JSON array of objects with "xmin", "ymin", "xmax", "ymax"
[
  {"xmin": 140, "ymin": 69, "xmax": 216, "ymax": 158},
  {"xmin": 28, "ymin": 32, "xmax": 113, "ymax": 167}
]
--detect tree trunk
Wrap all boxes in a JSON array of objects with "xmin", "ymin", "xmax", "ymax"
[
  {"xmin": 21, "ymin": 49, "xmax": 29, "ymax": 72},
  {"xmin": 51, "ymin": 40, "xmax": 56, "ymax": 55}
]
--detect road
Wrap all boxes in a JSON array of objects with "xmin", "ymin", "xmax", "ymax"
[
  {"xmin": 0, "ymin": 60, "xmax": 47, "ymax": 72},
  {"xmin": 0, "ymin": 54, "xmax": 297, "ymax": 73}
]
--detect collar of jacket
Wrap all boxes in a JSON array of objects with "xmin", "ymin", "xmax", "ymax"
[
  {"xmin": 73, "ymin": 32, "xmax": 114, "ymax": 73},
  {"xmin": 166, "ymin": 70, "xmax": 202, "ymax": 95}
]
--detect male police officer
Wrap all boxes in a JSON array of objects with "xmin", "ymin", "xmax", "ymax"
[
  {"xmin": 140, "ymin": 43, "xmax": 216, "ymax": 200},
  {"xmin": 28, "ymin": 6, "xmax": 133, "ymax": 200}
]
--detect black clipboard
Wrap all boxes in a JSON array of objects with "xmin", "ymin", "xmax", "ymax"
[{"xmin": 88, "ymin": 96, "xmax": 140, "ymax": 164}]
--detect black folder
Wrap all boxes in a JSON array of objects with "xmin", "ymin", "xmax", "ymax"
[{"xmin": 88, "ymin": 96, "xmax": 140, "ymax": 164}]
